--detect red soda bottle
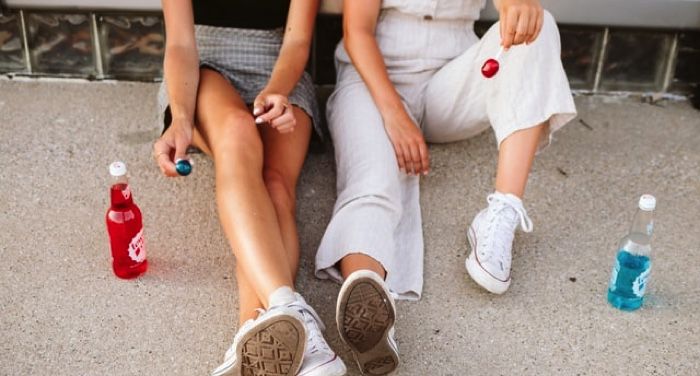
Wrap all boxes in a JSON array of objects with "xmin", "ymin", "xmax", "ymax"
[{"xmin": 106, "ymin": 161, "xmax": 148, "ymax": 279}]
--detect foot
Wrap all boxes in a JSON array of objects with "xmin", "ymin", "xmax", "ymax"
[
  {"xmin": 336, "ymin": 270, "xmax": 399, "ymax": 376},
  {"xmin": 211, "ymin": 305, "xmax": 306, "ymax": 376},
  {"xmin": 288, "ymin": 294, "xmax": 347, "ymax": 376},
  {"xmin": 466, "ymin": 192, "xmax": 533, "ymax": 294}
]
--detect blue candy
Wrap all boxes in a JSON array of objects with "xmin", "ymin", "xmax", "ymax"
[{"xmin": 175, "ymin": 159, "xmax": 192, "ymax": 176}]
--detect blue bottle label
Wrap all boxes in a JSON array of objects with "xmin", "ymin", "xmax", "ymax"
[{"xmin": 609, "ymin": 249, "xmax": 651, "ymax": 298}]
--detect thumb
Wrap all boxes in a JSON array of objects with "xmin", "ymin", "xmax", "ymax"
[
  {"xmin": 253, "ymin": 96, "xmax": 268, "ymax": 116},
  {"xmin": 174, "ymin": 134, "xmax": 189, "ymax": 162}
]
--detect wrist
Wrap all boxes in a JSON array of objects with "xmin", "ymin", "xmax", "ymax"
[
  {"xmin": 170, "ymin": 115, "xmax": 194, "ymax": 128},
  {"xmin": 379, "ymin": 100, "xmax": 409, "ymax": 124}
]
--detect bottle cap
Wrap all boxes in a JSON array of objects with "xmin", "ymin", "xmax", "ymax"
[
  {"xmin": 638, "ymin": 194, "xmax": 656, "ymax": 211},
  {"xmin": 109, "ymin": 161, "xmax": 127, "ymax": 177}
]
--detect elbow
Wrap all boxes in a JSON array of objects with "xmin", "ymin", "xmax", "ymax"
[{"xmin": 343, "ymin": 27, "xmax": 367, "ymax": 58}]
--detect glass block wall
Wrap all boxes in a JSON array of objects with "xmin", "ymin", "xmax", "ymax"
[{"xmin": 0, "ymin": 9, "xmax": 698, "ymax": 95}]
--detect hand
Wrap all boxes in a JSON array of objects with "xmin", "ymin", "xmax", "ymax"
[
  {"xmin": 497, "ymin": 0, "xmax": 544, "ymax": 49},
  {"xmin": 253, "ymin": 92, "xmax": 296, "ymax": 134},
  {"xmin": 383, "ymin": 109, "xmax": 430, "ymax": 176},
  {"xmin": 153, "ymin": 117, "xmax": 193, "ymax": 177}
]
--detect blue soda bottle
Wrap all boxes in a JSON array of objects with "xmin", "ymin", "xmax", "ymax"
[{"xmin": 607, "ymin": 194, "xmax": 656, "ymax": 311}]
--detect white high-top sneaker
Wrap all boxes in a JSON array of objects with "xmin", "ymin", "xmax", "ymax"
[
  {"xmin": 211, "ymin": 287, "xmax": 306, "ymax": 376},
  {"xmin": 466, "ymin": 192, "xmax": 533, "ymax": 294},
  {"xmin": 336, "ymin": 270, "xmax": 399, "ymax": 376},
  {"xmin": 289, "ymin": 294, "xmax": 347, "ymax": 376}
]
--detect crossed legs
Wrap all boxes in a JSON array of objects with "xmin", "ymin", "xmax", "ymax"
[{"xmin": 192, "ymin": 68, "xmax": 311, "ymax": 324}]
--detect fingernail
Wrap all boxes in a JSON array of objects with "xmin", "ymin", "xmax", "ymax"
[
  {"xmin": 255, "ymin": 117, "xmax": 263, "ymax": 124},
  {"xmin": 253, "ymin": 107, "xmax": 262, "ymax": 116}
]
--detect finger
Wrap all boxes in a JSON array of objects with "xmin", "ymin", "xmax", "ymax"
[
  {"xmin": 156, "ymin": 151, "xmax": 178, "ymax": 177},
  {"xmin": 174, "ymin": 134, "xmax": 189, "ymax": 161},
  {"xmin": 253, "ymin": 97, "xmax": 266, "ymax": 116},
  {"xmin": 419, "ymin": 141, "xmax": 430, "ymax": 175},
  {"xmin": 153, "ymin": 140, "xmax": 177, "ymax": 176},
  {"xmin": 408, "ymin": 142, "xmax": 422, "ymax": 176},
  {"xmin": 530, "ymin": 9, "xmax": 544, "ymax": 43},
  {"xmin": 255, "ymin": 99, "xmax": 286, "ymax": 124},
  {"xmin": 499, "ymin": 15, "xmax": 504, "ymax": 45},
  {"xmin": 405, "ymin": 143, "xmax": 418, "ymax": 175},
  {"xmin": 269, "ymin": 111, "xmax": 295, "ymax": 129},
  {"xmin": 502, "ymin": 8, "xmax": 519, "ymax": 49},
  {"xmin": 514, "ymin": 9, "xmax": 529, "ymax": 46},
  {"xmin": 275, "ymin": 120, "xmax": 296, "ymax": 134},
  {"xmin": 394, "ymin": 144, "xmax": 407, "ymax": 173},
  {"xmin": 526, "ymin": 8, "xmax": 537, "ymax": 43}
]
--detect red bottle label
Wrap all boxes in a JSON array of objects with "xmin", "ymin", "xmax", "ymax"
[{"xmin": 127, "ymin": 228, "xmax": 146, "ymax": 262}]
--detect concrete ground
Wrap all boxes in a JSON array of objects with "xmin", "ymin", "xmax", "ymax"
[{"xmin": 1, "ymin": 79, "xmax": 699, "ymax": 376}]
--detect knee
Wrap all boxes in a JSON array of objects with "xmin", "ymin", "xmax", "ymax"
[
  {"xmin": 263, "ymin": 168, "xmax": 295, "ymax": 215},
  {"xmin": 538, "ymin": 10, "xmax": 561, "ymax": 47},
  {"xmin": 211, "ymin": 111, "xmax": 263, "ymax": 164}
]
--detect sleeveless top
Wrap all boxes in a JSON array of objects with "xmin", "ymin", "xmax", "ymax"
[{"xmin": 192, "ymin": 0, "xmax": 291, "ymax": 29}]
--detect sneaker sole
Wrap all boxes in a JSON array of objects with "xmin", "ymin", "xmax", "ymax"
[
  {"xmin": 466, "ymin": 226, "xmax": 511, "ymax": 295},
  {"xmin": 337, "ymin": 273, "xmax": 399, "ymax": 376},
  {"xmin": 238, "ymin": 313, "xmax": 306, "ymax": 376}
]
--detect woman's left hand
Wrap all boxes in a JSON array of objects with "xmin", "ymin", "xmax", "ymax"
[
  {"xmin": 253, "ymin": 92, "xmax": 297, "ymax": 134},
  {"xmin": 496, "ymin": 0, "xmax": 544, "ymax": 49}
]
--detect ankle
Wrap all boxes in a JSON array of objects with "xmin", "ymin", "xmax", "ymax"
[{"xmin": 267, "ymin": 285, "xmax": 296, "ymax": 308}]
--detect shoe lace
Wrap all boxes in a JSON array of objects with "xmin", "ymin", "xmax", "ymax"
[
  {"xmin": 287, "ymin": 300, "xmax": 332, "ymax": 355},
  {"xmin": 480, "ymin": 193, "xmax": 533, "ymax": 265}
]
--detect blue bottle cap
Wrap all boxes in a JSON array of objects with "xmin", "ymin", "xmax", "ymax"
[{"xmin": 175, "ymin": 158, "xmax": 192, "ymax": 176}]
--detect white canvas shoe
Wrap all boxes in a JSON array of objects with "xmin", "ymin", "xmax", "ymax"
[
  {"xmin": 466, "ymin": 192, "xmax": 533, "ymax": 294},
  {"xmin": 336, "ymin": 270, "xmax": 399, "ymax": 375},
  {"xmin": 211, "ymin": 288, "xmax": 306, "ymax": 376},
  {"xmin": 290, "ymin": 294, "xmax": 347, "ymax": 376}
]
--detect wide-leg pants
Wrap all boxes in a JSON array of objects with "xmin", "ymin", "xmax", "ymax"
[{"xmin": 316, "ymin": 9, "xmax": 577, "ymax": 300}]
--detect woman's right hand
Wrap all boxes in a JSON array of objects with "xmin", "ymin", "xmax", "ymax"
[
  {"xmin": 383, "ymin": 109, "xmax": 430, "ymax": 176},
  {"xmin": 153, "ymin": 117, "xmax": 193, "ymax": 177}
]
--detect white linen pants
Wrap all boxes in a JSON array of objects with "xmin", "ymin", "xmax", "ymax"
[{"xmin": 315, "ymin": 9, "xmax": 577, "ymax": 300}]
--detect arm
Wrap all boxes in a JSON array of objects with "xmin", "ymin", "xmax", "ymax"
[
  {"xmin": 495, "ymin": 0, "xmax": 544, "ymax": 49},
  {"xmin": 153, "ymin": 0, "xmax": 198, "ymax": 177},
  {"xmin": 253, "ymin": 0, "xmax": 320, "ymax": 133},
  {"xmin": 343, "ymin": 0, "xmax": 429, "ymax": 175}
]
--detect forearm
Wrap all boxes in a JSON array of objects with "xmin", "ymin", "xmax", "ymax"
[
  {"xmin": 345, "ymin": 32, "xmax": 406, "ymax": 120},
  {"xmin": 263, "ymin": 40, "xmax": 310, "ymax": 96},
  {"xmin": 163, "ymin": 45, "xmax": 199, "ymax": 123}
]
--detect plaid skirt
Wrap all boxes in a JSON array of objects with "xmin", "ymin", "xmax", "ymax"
[{"xmin": 157, "ymin": 24, "xmax": 321, "ymax": 138}]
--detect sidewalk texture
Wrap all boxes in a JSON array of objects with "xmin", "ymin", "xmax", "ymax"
[{"xmin": 1, "ymin": 80, "xmax": 699, "ymax": 375}]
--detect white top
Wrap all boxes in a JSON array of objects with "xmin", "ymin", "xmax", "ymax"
[
  {"xmin": 382, "ymin": 0, "xmax": 487, "ymax": 21},
  {"xmin": 639, "ymin": 194, "xmax": 656, "ymax": 211},
  {"xmin": 109, "ymin": 161, "xmax": 127, "ymax": 177}
]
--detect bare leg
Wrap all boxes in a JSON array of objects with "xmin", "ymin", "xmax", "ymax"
[
  {"xmin": 192, "ymin": 68, "xmax": 295, "ymax": 321},
  {"xmin": 340, "ymin": 254, "xmax": 386, "ymax": 280},
  {"xmin": 260, "ymin": 106, "xmax": 312, "ymax": 281},
  {"xmin": 494, "ymin": 123, "xmax": 546, "ymax": 198}
]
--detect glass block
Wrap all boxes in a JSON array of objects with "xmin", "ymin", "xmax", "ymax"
[
  {"xmin": 0, "ymin": 12, "xmax": 25, "ymax": 73},
  {"xmin": 560, "ymin": 28, "xmax": 602, "ymax": 90},
  {"xmin": 98, "ymin": 14, "xmax": 164, "ymax": 80},
  {"xmin": 313, "ymin": 14, "xmax": 342, "ymax": 85},
  {"xmin": 600, "ymin": 30, "xmax": 672, "ymax": 92},
  {"xmin": 678, "ymin": 31, "xmax": 700, "ymax": 51},
  {"xmin": 25, "ymin": 12, "xmax": 95, "ymax": 76},
  {"xmin": 670, "ymin": 31, "xmax": 700, "ymax": 93}
]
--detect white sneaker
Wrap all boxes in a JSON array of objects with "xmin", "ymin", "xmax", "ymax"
[
  {"xmin": 337, "ymin": 270, "xmax": 399, "ymax": 375},
  {"xmin": 466, "ymin": 192, "xmax": 533, "ymax": 294},
  {"xmin": 211, "ymin": 289, "xmax": 306, "ymax": 376},
  {"xmin": 289, "ymin": 294, "xmax": 347, "ymax": 376}
]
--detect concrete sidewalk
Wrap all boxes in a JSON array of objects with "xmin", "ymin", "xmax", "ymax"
[{"xmin": 1, "ymin": 79, "xmax": 699, "ymax": 376}]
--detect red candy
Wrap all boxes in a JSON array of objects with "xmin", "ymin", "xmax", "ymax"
[{"xmin": 481, "ymin": 58, "xmax": 500, "ymax": 78}]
